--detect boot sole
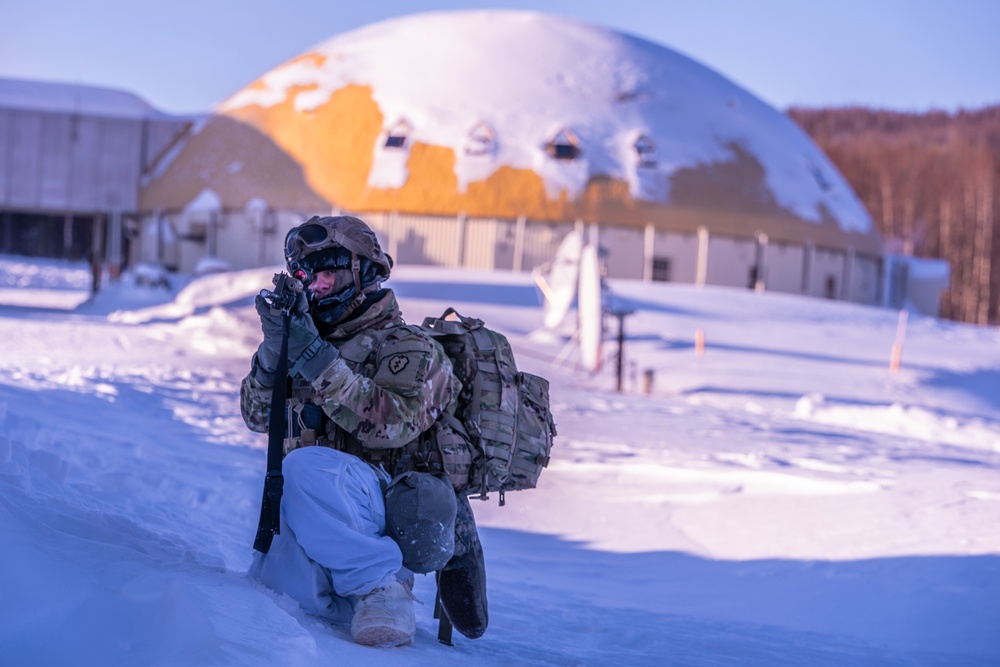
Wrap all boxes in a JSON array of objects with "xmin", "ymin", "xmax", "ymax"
[{"xmin": 353, "ymin": 624, "xmax": 415, "ymax": 648}]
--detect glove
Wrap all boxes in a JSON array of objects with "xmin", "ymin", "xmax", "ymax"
[
  {"xmin": 253, "ymin": 294, "xmax": 284, "ymax": 384},
  {"xmin": 287, "ymin": 309, "xmax": 340, "ymax": 382},
  {"xmin": 254, "ymin": 290, "xmax": 313, "ymax": 383}
]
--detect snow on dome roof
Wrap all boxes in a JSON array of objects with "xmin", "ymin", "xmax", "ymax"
[
  {"xmin": 0, "ymin": 77, "xmax": 166, "ymax": 120},
  {"xmin": 210, "ymin": 10, "xmax": 874, "ymax": 239}
]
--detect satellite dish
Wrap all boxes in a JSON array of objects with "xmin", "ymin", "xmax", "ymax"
[
  {"xmin": 578, "ymin": 243, "xmax": 603, "ymax": 372},
  {"xmin": 541, "ymin": 231, "xmax": 583, "ymax": 330}
]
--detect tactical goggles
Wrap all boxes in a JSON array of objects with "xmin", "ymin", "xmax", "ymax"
[{"xmin": 285, "ymin": 223, "xmax": 332, "ymax": 260}]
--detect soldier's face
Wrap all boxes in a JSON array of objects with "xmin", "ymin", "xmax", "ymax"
[{"xmin": 310, "ymin": 269, "xmax": 353, "ymax": 299}]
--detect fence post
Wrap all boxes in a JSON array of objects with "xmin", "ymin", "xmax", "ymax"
[{"xmin": 512, "ymin": 215, "xmax": 526, "ymax": 272}]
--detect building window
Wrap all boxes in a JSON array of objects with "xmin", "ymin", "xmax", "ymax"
[
  {"xmin": 384, "ymin": 119, "xmax": 411, "ymax": 149},
  {"xmin": 465, "ymin": 121, "xmax": 496, "ymax": 155},
  {"xmin": 652, "ymin": 257, "xmax": 671, "ymax": 282},
  {"xmin": 546, "ymin": 128, "xmax": 581, "ymax": 160},
  {"xmin": 634, "ymin": 134, "xmax": 657, "ymax": 168}
]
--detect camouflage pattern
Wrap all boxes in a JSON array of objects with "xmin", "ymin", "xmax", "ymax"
[
  {"xmin": 420, "ymin": 309, "xmax": 556, "ymax": 501},
  {"xmin": 309, "ymin": 326, "xmax": 458, "ymax": 449},
  {"xmin": 239, "ymin": 373, "xmax": 273, "ymax": 434},
  {"xmin": 240, "ymin": 290, "xmax": 463, "ymax": 463},
  {"xmin": 505, "ymin": 372, "xmax": 556, "ymax": 490}
]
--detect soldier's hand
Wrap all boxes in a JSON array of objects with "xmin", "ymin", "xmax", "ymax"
[
  {"xmin": 255, "ymin": 294, "xmax": 284, "ymax": 339},
  {"xmin": 254, "ymin": 294, "xmax": 285, "ymax": 376},
  {"xmin": 287, "ymin": 308, "xmax": 320, "ymax": 360},
  {"xmin": 292, "ymin": 290, "xmax": 309, "ymax": 316},
  {"xmin": 287, "ymin": 310, "xmax": 340, "ymax": 381}
]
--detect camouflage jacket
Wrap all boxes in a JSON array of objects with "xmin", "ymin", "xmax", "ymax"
[{"xmin": 240, "ymin": 290, "xmax": 462, "ymax": 466}]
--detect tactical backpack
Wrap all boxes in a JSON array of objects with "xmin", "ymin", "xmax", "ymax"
[{"xmin": 421, "ymin": 308, "xmax": 556, "ymax": 505}]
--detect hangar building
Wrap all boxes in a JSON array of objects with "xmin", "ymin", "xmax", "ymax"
[{"xmin": 0, "ymin": 77, "xmax": 191, "ymax": 274}]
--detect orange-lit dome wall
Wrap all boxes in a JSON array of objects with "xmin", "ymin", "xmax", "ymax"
[{"xmin": 140, "ymin": 10, "xmax": 882, "ymax": 302}]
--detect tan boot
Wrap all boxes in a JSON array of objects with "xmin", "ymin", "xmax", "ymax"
[{"xmin": 350, "ymin": 578, "xmax": 417, "ymax": 647}]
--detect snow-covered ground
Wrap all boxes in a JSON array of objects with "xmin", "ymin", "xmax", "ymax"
[{"xmin": 1, "ymin": 254, "xmax": 998, "ymax": 666}]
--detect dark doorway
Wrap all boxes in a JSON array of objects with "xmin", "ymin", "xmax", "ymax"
[{"xmin": 1, "ymin": 211, "xmax": 95, "ymax": 260}]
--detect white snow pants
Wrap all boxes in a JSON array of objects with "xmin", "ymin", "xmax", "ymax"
[{"xmin": 248, "ymin": 447, "xmax": 405, "ymax": 624}]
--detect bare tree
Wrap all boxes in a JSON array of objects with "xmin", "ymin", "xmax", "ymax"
[{"xmin": 788, "ymin": 105, "xmax": 1000, "ymax": 325}]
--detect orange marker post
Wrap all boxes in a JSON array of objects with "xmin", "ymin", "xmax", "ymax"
[
  {"xmin": 695, "ymin": 328, "xmax": 705, "ymax": 356},
  {"xmin": 889, "ymin": 310, "xmax": 908, "ymax": 373}
]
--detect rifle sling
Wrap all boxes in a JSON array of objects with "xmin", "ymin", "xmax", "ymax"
[{"xmin": 253, "ymin": 311, "xmax": 291, "ymax": 553}]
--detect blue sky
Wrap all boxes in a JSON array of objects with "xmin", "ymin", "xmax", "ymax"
[{"xmin": 2, "ymin": 0, "xmax": 998, "ymax": 115}]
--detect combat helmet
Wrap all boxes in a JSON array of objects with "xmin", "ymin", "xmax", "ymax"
[{"xmin": 284, "ymin": 215, "xmax": 394, "ymax": 326}]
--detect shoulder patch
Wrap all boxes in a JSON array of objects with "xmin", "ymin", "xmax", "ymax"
[{"xmin": 388, "ymin": 354, "xmax": 409, "ymax": 374}]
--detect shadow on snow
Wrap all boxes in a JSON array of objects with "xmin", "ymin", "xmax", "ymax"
[{"xmin": 471, "ymin": 528, "xmax": 1000, "ymax": 667}]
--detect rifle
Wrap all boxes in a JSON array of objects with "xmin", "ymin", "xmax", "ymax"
[{"xmin": 253, "ymin": 271, "xmax": 308, "ymax": 553}]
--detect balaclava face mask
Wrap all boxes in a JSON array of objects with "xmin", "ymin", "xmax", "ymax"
[{"xmin": 302, "ymin": 245, "xmax": 384, "ymax": 328}]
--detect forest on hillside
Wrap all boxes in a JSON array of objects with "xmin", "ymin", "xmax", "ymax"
[{"xmin": 788, "ymin": 105, "xmax": 1000, "ymax": 325}]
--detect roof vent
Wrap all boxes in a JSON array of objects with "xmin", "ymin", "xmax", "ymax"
[
  {"xmin": 384, "ymin": 119, "xmax": 412, "ymax": 149},
  {"xmin": 465, "ymin": 121, "xmax": 497, "ymax": 156},
  {"xmin": 634, "ymin": 134, "xmax": 657, "ymax": 168},
  {"xmin": 546, "ymin": 128, "xmax": 581, "ymax": 160}
]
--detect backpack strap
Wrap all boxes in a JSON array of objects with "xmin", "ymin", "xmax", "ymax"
[
  {"xmin": 422, "ymin": 308, "xmax": 485, "ymax": 335},
  {"xmin": 469, "ymin": 327, "xmax": 516, "ymax": 445}
]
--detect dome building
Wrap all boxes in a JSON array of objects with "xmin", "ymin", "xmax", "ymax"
[{"xmin": 139, "ymin": 10, "xmax": 882, "ymax": 302}]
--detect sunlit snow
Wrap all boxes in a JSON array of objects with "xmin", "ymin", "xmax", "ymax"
[{"xmin": 1, "ymin": 254, "xmax": 998, "ymax": 666}]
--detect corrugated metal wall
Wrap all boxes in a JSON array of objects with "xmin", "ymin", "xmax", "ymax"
[
  {"xmin": 766, "ymin": 242, "xmax": 806, "ymax": 294},
  {"xmin": 705, "ymin": 235, "xmax": 757, "ymax": 289},
  {"xmin": 600, "ymin": 226, "xmax": 645, "ymax": 280},
  {"xmin": 135, "ymin": 207, "xmax": 883, "ymax": 306},
  {"xmin": 808, "ymin": 247, "xmax": 847, "ymax": 299},
  {"xmin": 367, "ymin": 212, "xmax": 574, "ymax": 274},
  {"xmin": 2, "ymin": 109, "xmax": 136, "ymax": 211},
  {"xmin": 464, "ymin": 217, "xmax": 519, "ymax": 270},
  {"xmin": 852, "ymin": 254, "xmax": 881, "ymax": 304},
  {"xmin": 394, "ymin": 214, "xmax": 462, "ymax": 266},
  {"xmin": 652, "ymin": 231, "xmax": 700, "ymax": 283},
  {"xmin": 0, "ymin": 108, "xmax": 190, "ymax": 214}
]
